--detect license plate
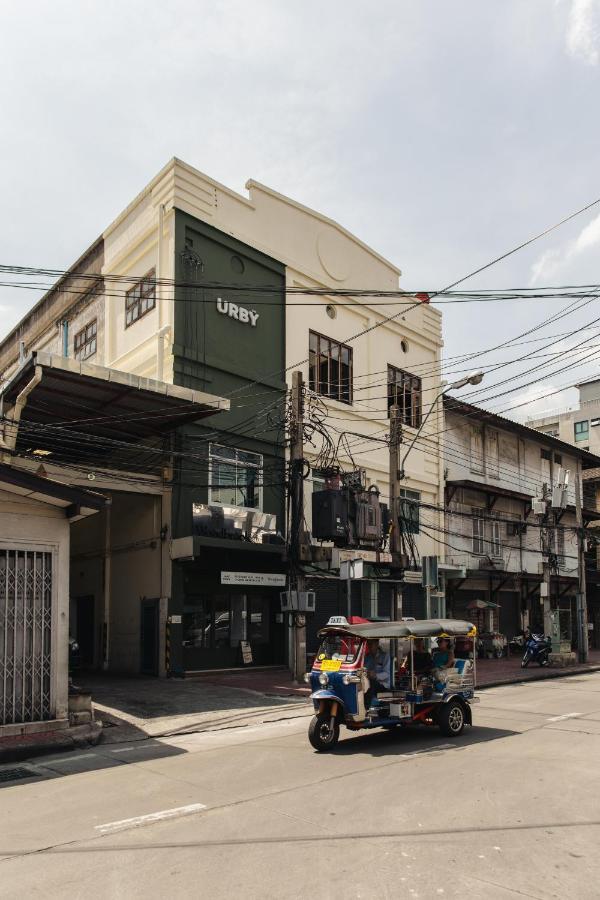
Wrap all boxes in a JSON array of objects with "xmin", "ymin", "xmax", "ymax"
[{"xmin": 320, "ymin": 659, "xmax": 342, "ymax": 672}]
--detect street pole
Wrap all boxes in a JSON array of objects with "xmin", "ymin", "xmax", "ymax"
[
  {"xmin": 575, "ymin": 468, "xmax": 589, "ymax": 662},
  {"xmin": 290, "ymin": 371, "xmax": 307, "ymax": 681},
  {"xmin": 389, "ymin": 404, "xmax": 403, "ymax": 620},
  {"xmin": 346, "ymin": 563, "xmax": 352, "ymax": 620},
  {"xmin": 540, "ymin": 485, "xmax": 554, "ymax": 646}
]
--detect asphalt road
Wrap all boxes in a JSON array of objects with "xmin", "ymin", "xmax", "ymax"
[{"xmin": 1, "ymin": 673, "xmax": 600, "ymax": 900}]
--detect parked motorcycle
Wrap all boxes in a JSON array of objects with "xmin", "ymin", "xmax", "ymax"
[
  {"xmin": 509, "ymin": 632, "xmax": 525, "ymax": 656},
  {"xmin": 521, "ymin": 631, "xmax": 552, "ymax": 668}
]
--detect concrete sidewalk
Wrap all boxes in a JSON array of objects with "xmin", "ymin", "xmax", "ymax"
[
  {"xmin": 81, "ymin": 671, "xmax": 311, "ymax": 744},
  {"xmin": 80, "ymin": 650, "xmax": 600, "ymax": 747}
]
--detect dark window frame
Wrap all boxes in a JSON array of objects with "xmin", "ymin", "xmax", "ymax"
[
  {"xmin": 387, "ymin": 365, "xmax": 422, "ymax": 428},
  {"xmin": 308, "ymin": 330, "xmax": 353, "ymax": 404},
  {"xmin": 574, "ymin": 420, "xmax": 589, "ymax": 442},
  {"xmin": 125, "ymin": 269, "xmax": 156, "ymax": 328},
  {"xmin": 73, "ymin": 319, "xmax": 97, "ymax": 361}
]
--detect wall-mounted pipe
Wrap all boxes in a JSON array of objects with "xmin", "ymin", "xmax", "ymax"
[
  {"xmin": 0, "ymin": 364, "xmax": 43, "ymax": 462},
  {"xmin": 156, "ymin": 325, "xmax": 171, "ymax": 382}
]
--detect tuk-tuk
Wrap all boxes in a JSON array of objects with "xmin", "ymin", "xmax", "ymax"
[{"xmin": 305, "ymin": 617, "xmax": 477, "ymax": 751}]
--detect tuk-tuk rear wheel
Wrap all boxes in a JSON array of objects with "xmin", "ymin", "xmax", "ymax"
[
  {"xmin": 437, "ymin": 700, "xmax": 466, "ymax": 737},
  {"xmin": 308, "ymin": 712, "xmax": 340, "ymax": 751}
]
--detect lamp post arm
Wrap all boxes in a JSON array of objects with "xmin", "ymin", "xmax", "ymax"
[{"xmin": 398, "ymin": 387, "xmax": 447, "ymax": 480}]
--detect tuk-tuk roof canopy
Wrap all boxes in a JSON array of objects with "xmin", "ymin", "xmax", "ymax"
[{"xmin": 317, "ymin": 618, "xmax": 476, "ymax": 640}]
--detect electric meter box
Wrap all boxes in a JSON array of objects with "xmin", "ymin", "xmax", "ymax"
[{"xmin": 312, "ymin": 490, "xmax": 348, "ymax": 542}]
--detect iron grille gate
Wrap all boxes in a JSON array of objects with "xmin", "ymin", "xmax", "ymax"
[{"xmin": 0, "ymin": 549, "xmax": 53, "ymax": 725}]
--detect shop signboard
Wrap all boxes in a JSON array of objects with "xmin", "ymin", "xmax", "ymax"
[
  {"xmin": 240, "ymin": 641, "xmax": 253, "ymax": 664},
  {"xmin": 221, "ymin": 571, "xmax": 286, "ymax": 587}
]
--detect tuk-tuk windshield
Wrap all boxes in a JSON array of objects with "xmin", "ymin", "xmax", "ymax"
[{"xmin": 317, "ymin": 634, "xmax": 362, "ymax": 664}]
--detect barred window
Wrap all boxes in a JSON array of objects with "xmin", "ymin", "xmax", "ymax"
[
  {"xmin": 73, "ymin": 320, "xmax": 97, "ymax": 361},
  {"xmin": 388, "ymin": 365, "xmax": 421, "ymax": 428},
  {"xmin": 309, "ymin": 331, "xmax": 352, "ymax": 403},
  {"xmin": 125, "ymin": 270, "xmax": 156, "ymax": 328}
]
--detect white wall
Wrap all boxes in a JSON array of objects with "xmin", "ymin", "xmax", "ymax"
[{"xmin": 444, "ymin": 410, "xmax": 580, "ymax": 575}]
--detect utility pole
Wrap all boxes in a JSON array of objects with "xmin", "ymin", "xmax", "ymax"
[
  {"xmin": 541, "ymin": 494, "xmax": 554, "ymax": 645},
  {"xmin": 575, "ymin": 467, "xmax": 589, "ymax": 662},
  {"xmin": 389, "ymin": 404, "xmax": 403, "ymax": 620},
  {"xmin": 289, "ymin": 371, "xmax": 307, "ymax": 681}
]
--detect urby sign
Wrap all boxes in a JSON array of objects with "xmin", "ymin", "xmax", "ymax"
[{"xmin": 216, "ymin": 297, "xmax": 259, "ymax": 327}]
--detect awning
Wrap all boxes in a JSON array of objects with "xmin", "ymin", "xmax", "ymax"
[
  {"xmin": 171, "ymin": 535, "xmax": 286, "ymax": 560},
  {"xmin": 0, "ymin": 351, "xmax": 229, "ymax": 455},
  {"xmin": 0, "ymin": 462, "xmax": 107, "ymax": 521}
]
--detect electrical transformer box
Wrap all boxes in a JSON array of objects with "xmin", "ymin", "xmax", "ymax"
[
  {"xmin": 312, "ymin": 490, "xmax": 348, "ymax": 542},
  {"xmin": 354, "ymin": 490, "xmax": 383, "ymax": 545}
]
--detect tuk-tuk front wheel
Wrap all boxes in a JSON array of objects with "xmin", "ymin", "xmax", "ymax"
[
  {"xmin": 437, "ymin": 700, "xmax": 465, "ymax": 737},
  {"xmin": 309, "ymin": 712, "xmax": 340, "ymax": 751}
]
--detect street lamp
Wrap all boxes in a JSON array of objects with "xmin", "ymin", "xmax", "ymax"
[{"xmin": 398, "ymin": 369, "xmax": 485, "ymax": 480}]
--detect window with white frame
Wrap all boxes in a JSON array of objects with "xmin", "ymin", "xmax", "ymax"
[
  {"xmin": 208, "ymin": 444, "xmax": 262, "ymax": 509},
  {"xmin": 470, "ymin": 426, "xmax": 484, "ymax": 475},
  {"xmin": 489, "ymin": 519, "xmax": 501, "ymax": 557},
  {"xmin": 472, "ymin": 513, "xmax": 485, "ymax": 554}
]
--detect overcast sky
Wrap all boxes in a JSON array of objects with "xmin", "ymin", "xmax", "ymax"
[{"xmin": 2, "ymin": 0, "xmax": 600, "ymax": 421}]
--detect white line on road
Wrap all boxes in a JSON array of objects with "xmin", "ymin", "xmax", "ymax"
[
  {"xmin": 546, "ymin": 712, "xmax": 582, "ymax": 722},
  {"xmin": 45, "ymin": 753, "xmax": 98, "ymax": 763},
  {"xmin": 95, "ymin": 803, "xmax": 207, "ymax": 834},
  {"xmin": 109, "ymin": 746, "xmax": 141, "ymax": 752}
]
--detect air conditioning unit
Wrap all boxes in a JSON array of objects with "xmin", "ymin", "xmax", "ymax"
[
  {"xmin": 298, "ymin": 591, "xmax": 316, "ymax": 613},
  {"xmin": 280, "ymin": 591, "xmax": 296, "ymax": 612},
  {"xmin": 280, "ymin": 590, "xmax": 316, "ymax": 613},
  {"xmin": 478, "ymin": 556, "xmax": 505, "ymax": 570}
]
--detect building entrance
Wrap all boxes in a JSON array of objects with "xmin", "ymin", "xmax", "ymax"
[{"xmin": 182, "ymin": 589, "xmax": 283, "ymax": 670}]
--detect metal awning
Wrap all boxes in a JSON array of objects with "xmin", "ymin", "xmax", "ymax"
[
  {"xmin": 0, "ymin": 352, "xmax": 229, "ymax": 455},
  {"xmin": 0, "ymin": 462, "xmax": 107, "ymax": 521}
]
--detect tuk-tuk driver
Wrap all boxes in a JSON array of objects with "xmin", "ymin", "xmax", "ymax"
[{"xmin": 364, "ymin": 639, "xmax": 391, "ymax": 706}]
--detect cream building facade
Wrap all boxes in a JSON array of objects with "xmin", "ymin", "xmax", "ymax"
[
  {"xmin": 0, "ymin": 158, "xmax": 444, "ymax": 561},
  {"xmin": 0, "ymin": 158, "xmax": 446, "ymax": 669}
]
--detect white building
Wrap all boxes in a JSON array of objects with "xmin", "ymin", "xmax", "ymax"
[{"xmin": 443, "ymin": 397, "xmax": 600, "ymax": 650}]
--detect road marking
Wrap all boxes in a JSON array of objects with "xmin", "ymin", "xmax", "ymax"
[
  {"xmin": 95, "ymin": 803, "xmax": 207, "ymax": 834},
  {"xmin": 46, "ymin": 753, "xmax": 97, "ymax": 764},
  {"xmin": 109, "ymin": 746, "xmax": 140, "ymax": 753},
  {"xmin": 546, "ymin": 712, "xmax": 581, "ymax": 722}
]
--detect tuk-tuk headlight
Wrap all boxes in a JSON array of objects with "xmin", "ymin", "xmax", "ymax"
[
  {"xmin": 303, "ymin": 672, "xmax": 311, "ymax": 684},
  {"xmin": 318, "ymin": 672, "xmax": 329, "ymax": 686}
]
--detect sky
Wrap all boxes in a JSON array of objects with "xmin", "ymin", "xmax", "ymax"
[{"xmin": 1, "ymin": 0, "xmax": 600, "ymax": 422}]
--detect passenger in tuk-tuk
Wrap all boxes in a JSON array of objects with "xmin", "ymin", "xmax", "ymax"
[
  {"xmin": 408, "ymin": 638, "xmax": 433, "ymax": 675},
  {"xmin": 432, "ymin": 637, "xmax": 455, "ymax": 669},
  {"xmin": 364, "ymin": 639, "xmax": 391, "ymax": 707}
]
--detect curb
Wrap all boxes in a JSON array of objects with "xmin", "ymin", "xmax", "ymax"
[
  {"xmin": 477, "ymin": 665, "xmax": 600, "ymax": 691},
  {"xmin": 0, "ymin": 722, "xmax": 103, "ymax": 765}
]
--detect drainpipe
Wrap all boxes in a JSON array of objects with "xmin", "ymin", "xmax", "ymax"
[
  {"xmin": 0, "ymin": 364, "xmax": 43, "ymax": 463},
  {"xmin": 61, "ymin": 320, "xmax": 69, "ymax": 357},
  {"xmin": 156, "ymin": 325, "xmax": 171, "ymax": 382},
  {"xmin": 103, "ymin": 499, "xmax": 112, "ymax": 670},
  {"xmin": 157, "ymin": 203, "xmax": 165, "ymax": 330}
]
